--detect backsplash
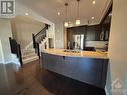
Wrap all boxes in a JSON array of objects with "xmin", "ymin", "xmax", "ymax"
[{"xmin": 85, "ymin": 41, "xmax": 108, "ymax": 48}]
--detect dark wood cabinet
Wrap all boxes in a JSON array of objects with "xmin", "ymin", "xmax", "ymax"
[
  {"xmin": 67, "ymin": 26, "xmax": 86, "ymax": 49},
  {"xmin": 67, "ymin": 23, "xmax": 111, "ymax": 42},
  {"xmin": 67, "ymin": 24, "xmax": 106, "ymax": 42},
  {"xmin": 85, "ymin": 25, "xmax": 102, "ymax": 41},
  {"xmin": 41, "ymin": 52, "xmax": 108, "ymax": 88},
  {"xmin": 101, "ymin": 23, "xmax": 111, "ymax": 41}
]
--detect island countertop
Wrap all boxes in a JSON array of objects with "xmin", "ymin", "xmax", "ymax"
[{"xmin": 42, "ymin": 49, "xmax": 108, "ymax": 59}]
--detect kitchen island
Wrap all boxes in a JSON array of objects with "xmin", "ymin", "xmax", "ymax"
[{"xmin": 41, "ymin": 49, "xmax": 109, "ymax": 88}]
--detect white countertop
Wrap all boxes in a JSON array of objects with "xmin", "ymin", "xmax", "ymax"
[{"xmin": 42, "ymin": 49, "xmax": 108, "ymax": 59}]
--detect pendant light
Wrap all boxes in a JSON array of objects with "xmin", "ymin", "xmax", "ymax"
[
  {"xmin": 64, "ymin": 3, "xmax": 69, "ymax": 27},
  {"xmin": 76, "ymin": 0, "xmax": 80, "ymax": 25}
]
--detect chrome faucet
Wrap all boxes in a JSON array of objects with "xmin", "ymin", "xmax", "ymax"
[{"xmin": 68, "ymin": 42, "xmax": 71, "ymax": 50}]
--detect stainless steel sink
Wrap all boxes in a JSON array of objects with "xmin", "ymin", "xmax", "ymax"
[{"xmin": 63, "ymin": 50, "xmax": 81, "ymax": 53}]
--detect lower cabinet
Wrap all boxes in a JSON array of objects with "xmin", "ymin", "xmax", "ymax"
[{"xmin": 41, "ymin": 52, "xmax": 108, "ymax": 88}]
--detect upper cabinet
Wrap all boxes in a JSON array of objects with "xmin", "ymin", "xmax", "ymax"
[
  {"xmin": 85, "ymin": 25, "xmax": 102, "ymax": 41},
  {"xmin": 67, "ymin": 24, "xmax": 105, "ymax": 42},
  {"xmin": 101, "ymin": 5, "xmax": 112, "ymax": 41},
  {"xmin": 67, "ymin": 26, "xmax": 86, "ymax": 40},
  {"xmin": 67, "ymin": 5, "xmax": 112, "ymax": 42}
]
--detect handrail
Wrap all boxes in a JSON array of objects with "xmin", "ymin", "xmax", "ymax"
[
  {"xmin": 32, "ymin": 24, "xmax": 50, "ymax": 58},
  {"xmin": 35, "ymin": 24, "xmax": 49, "ymax": 37},
  {"xmin": 35, "ymin": 26, "xmax": 47, "ymax": 37},
  {"xmin": 9, "ymin": 37, "xmax": 23, "ymax": 67}
]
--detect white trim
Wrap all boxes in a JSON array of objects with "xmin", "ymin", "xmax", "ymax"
[
  {"xmin": 11, "ymin": 54, "xmax": 20, "ymax": 65},
  {"xmin": 4, "ymin": 60, "xmax": 13, "ymax": 64},
  {"xmin": 0, "ymin": 40, "xmax": 5, "ymax": 63},
  {"xmin": 23, "ymin": 56, "xmax": 38, "ymax": 64},
  {"xmin": 25, "ymin": 41, "xmax": 33, "ymax": 50},
  {"xmin": 4, "ymin": 54, "xmax": 21, "ymax": 71},
  {"xmin": 4, "ymin": 54, "xmax": 20, "ymax": 67},
  {"xmin": 99, "ymin": 0, "xmax": 112, "ymax": 23},
  {"xmin": 105, "ymin": 86, "xmax": 110, "ymax": 95}
]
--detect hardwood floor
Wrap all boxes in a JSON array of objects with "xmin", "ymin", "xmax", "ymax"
[{"xmin": 0, "ymin": 60, "xmax": 106, "ymax": 95}]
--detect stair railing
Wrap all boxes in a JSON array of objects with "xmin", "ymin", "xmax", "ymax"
[
  {"xmin": 32, "ymin": 24, "xmax": 50, "ymax": 58},
  {"xmin": 9, "ymin": 37, "xmax": 23, "ymax": 67}
]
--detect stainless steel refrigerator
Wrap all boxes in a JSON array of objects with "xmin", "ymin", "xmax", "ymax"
[{"xmin": 72, "ymin": 34, "xmax": 84, "ymax": 50}]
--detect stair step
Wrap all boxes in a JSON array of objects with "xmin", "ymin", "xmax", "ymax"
[
  {"xmin": 22, "ymin": 50, "xmax": 35, "ymax": 55},
  {"xmin": 21, "ymin": 49, "xmax": 38, "ymax": 64},
  {"xmin": 22, "ymin": 51, "xmax": 36, "ymax": 57},
  {"xmin": 23, "ymin": 56, "xmax": 38, "ymax": 64}
]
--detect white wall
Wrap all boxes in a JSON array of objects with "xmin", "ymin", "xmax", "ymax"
[
  {"xmin": 11, "ymin": 16, "xmax": 45, "ymax": 49},
  {"xmin": 15, "ymin": 1, "xmax": 55, "ymax": 48},
  {"xmin": 55, "ymin": 22, "xmax": 64, "ymax": 48},
  {"xmin": 0, "ymin": 19, "xmax": 12, "ymax": 63},
  {"xmin": 106, "ymin": 0, "xmax": 127, "ymax": 95},
  {"xmin": 0, "ymin": 1, "xmax": 55, "ymax": 63},
  {"xmin": 0, "ymin": 40, "xmax": 3, "ymax": 63}
]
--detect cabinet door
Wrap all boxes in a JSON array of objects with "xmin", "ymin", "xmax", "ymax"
[
  {"xmin": 60, "ymin": 57, "xmax": 78, "ymax": 78},
  {"xmin": 86, "ymin": 26, "xmax": 96, "ymax": 41},
  {"xmin": 41, "ymin": 53, "xmax": 47, "ymax": 68},
  {"xmin": 42, "ymin": 53, "xmax": 62, "ymax": 73},
  {"xmin": 67, "ymin": 26, "xmax": 86, "ymax": 49},
  {"xmin": 71, "ymin": 57, "xmax": 103, "ymax": 87},
  {"xmin": 86, "ymin": 25, "xmax": 101, "ymax": 41},
  {"xmin": 102, "ymin": 23, "xmax": 111, "ymax": 41},
  {"xmin": 95, "ymin": 25, "xmax": 102, "ymax": 41}
]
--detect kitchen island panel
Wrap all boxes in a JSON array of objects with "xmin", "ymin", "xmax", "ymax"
[{"xmin": 41, "ymin": 52, "xmax": 108, "ymax": 88}]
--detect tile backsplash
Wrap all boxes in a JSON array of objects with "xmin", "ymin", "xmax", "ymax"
[{"xmin": 85, "ymin": 41, "xmax": 108, "ymax": 48}]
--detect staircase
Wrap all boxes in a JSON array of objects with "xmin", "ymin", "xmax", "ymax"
[
  {"xmin": 21, "ymin": 49, "xmax": 38, "ymax": 64},
  {"xmin": 20, "ymin": 24, "xmax": 49, "ymax": 64},
  {"xmin": 32, "ymin": 24, "xmax": 50, "ymax": 58}
]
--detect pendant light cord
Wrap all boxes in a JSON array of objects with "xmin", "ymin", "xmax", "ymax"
[
  {"xmin": 65, "ymin": 3, "xmax": 68, "ymax": 22},
  {"xmin": 77, "ymin": 0, "xmax": 80, "ymax": 19}
]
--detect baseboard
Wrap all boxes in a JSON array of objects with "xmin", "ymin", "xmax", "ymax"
[
  {"xmin": 4, "ymin": 60, "xmax": 13, "ymax": 64},
  {"xmin": 23, "ymin": 56, "xmax": 38, "ymax": 64},
  {"xmin": 4, "ymin": 58, "xmax": 20, "ymax": 65},
  {"xmin": 105, "ymin": 86, "xmax": 110, "ymax": 95},
  {"xmin": 4, "ymin": 54, "xmax": 21, "ymax": 66},
  {"xmin": 0, "ymin": 61, "xmax": 3, "ymax": 63}
]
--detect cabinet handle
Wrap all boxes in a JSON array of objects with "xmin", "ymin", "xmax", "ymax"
[{"xmin": 63, "ymin": 56, "xmax": 65, "ymax": 60}]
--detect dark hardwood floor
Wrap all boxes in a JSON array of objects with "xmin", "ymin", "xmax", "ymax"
[{"xmin": 0, "ymin": 60, "xmax": 106, "ymax": 95}]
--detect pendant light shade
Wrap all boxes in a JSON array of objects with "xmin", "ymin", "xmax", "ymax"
[
  {"xmin": 76, "ymin": 19, "xmax": 80, "ymax": 25},
  {"xmin": 64, "ymin": 22, "xmax": 69, "ymax": 27},
  {"xmin": 76, "ymin": 0, "xmax": 80, "ymax": 25},
  {"xmin": 64, "ymin": 3, "xmax": 68, "ymax": 27}
]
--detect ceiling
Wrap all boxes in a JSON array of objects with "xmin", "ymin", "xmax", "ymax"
[
  {"xmin": 16, "ymin": 0, "xmax": 111, "ymax": 25},
  {"xmin": 11, "ymin": 16, "xmax": 45, "ymax": 26}
]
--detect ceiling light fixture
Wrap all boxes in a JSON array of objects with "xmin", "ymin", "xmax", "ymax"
[
  {"xmin": 57, "ymin": 12, "xmax": 60, "ymax": 16},
  {"xmin": 25, "ymin": 12, "xmax": 29, "ymax": 16},
  {"xmin": 76, "ymin": 20, "xmax": 80, "ymax": 25},
  {"xmin": 76, "ymin": 0, "xmax": 80, "ymax": 25},
  {"xmin": 64, "ymin": 3, "xmax": 69, "ymax": 27},
  {"xmin": 91, "ymin": 17, "xmax": 95, "ymax": 19},
  {"xmin": 92, "ymin": 0, "xmax": 96, "ymax": 4}
]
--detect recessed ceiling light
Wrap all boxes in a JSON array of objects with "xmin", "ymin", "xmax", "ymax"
[
  {"xmin": 91, "ymin": 17, "xmax": 95, "ymax": 19},
  {"xmin": 57, "ymin": 12, "xmax": 60, "ymax": 16},
  {"xmin": 25, "ymin": 12, "xmax": 29, "ymax": 16},
  {"xmin": 92, "ymin": 0, "xmax": 96, "ymax": 4}
]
